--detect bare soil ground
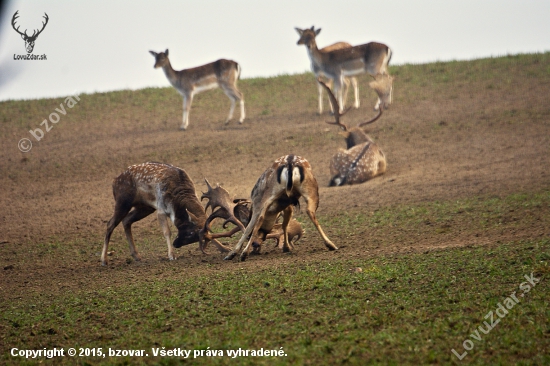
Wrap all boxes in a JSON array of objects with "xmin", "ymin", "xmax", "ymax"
[{"xmin": 1, "ymin": 55, "xmax": 549, "ymax": 303}]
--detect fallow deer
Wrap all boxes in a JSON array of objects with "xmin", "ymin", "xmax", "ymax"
[
  {"xmin": 319, "ymin": 80, "xmax": 387, "ymax": 186},
  {"xmin": 224, "ymin": 155, "xmax": 337, "ymax": 261},
  {"xmin": 301, "ymin": 38, "xmax": 360, "ymax": 114},
  {"xmin": 296, "ymin": 26, "xmax": 393, "ymax": 112},
  {"xmin": 200, "ymin": 179, "xmax": 304, "ymax": 254},
  {"xmin": 149, "ymin": 49, "xmax": 245, "ymax": 130},
  {"xmin": 101, "ymin": 162, "xmax": 226, "ymax": 265}
]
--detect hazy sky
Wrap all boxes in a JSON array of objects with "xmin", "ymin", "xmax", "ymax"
[{"xmin": 0, "ymin": 0, "xmax": 548, "ymax": 101}]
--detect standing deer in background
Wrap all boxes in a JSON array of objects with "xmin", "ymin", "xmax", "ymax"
[
  {"xmin": 101, "ymin": 162, "xmax": 227, "ymax": 265},
  {"xmin": 294, "ymin": 30, "xmax": 359, "ymax": 114},
  {"xmin": 296, "ymin": 26, "xmax": 393, "ymax": 112},
  {"xmin": 319, "ymin": 80, "xmax": 387, "ymax": 186},
  {"xmin": 149, "ymin": 49, "xmax": 245, "ymax": 130},
  {"xmin": 224, "ymin": 155, "xmax": 337, "ymax": 261}
]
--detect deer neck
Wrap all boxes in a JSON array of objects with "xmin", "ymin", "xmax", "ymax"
[
  {"xmin": 305, "ymin": 41, "xmax": 326, "ymax": 73},
  {"xmin": 161, "ymin": 60, "xmax": 180, "ymax": 87}
]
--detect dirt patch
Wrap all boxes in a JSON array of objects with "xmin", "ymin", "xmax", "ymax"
[{"xmin": 1, "ymin": 57, "xmax": 549, "ymax": 301}]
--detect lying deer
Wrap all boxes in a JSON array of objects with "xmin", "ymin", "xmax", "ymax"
[
  {"xmin": 101, "ymin": 162, "xmax": 227, "ymax": 265},
  {"xmin": 200, "ymin": 179, "xmax": 303, "ymax": 254},
  {"xmin": 296, "ymin": 26, "xmax": 393, "ymax": 112},
  {"xmin": 224, "ymin": 155, "xmax": 337, "ymax": 261},
  {"xmin": 149, "ymin": 49, "xmax": 245, "ymax": 130},
  {"xmin": 318, "ymin": 80, "xmax": 387, "ymax": 186}
]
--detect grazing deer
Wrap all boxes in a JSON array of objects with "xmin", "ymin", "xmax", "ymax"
[
  {"xmin": 298, "ymin": 36, "xmax": 359, "ymax": 114},
  {"xmin": 224, "ymin": 155, "xmax": 337, "ymax": 261},
  {"xmin": 101, "ymin": 162, "xmax": 226, "ymax": 265},
  {"xmin": 12, "ymin": 11, "xmax": 49, "ymax": 54},
  {"xmin": 261, "ymin": 219, "xmax": 304, "ymax": 251},
  {"xmin": 295, "ymin": 26, "xmax": 393, "ymax": 112},
  {"xmin": 319, "ymin": 80, "xmax": 387, "ymax": 186},
  {"xmin": 149, "ymin": 49, "xmax": 245, "ymax": 130}
]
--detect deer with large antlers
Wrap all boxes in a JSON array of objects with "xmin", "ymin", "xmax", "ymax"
[
  {"xmin": 319, "ymin": 79, "xmax": 387, "ymax": 186},
  {"xmin": 149, "ymin": 49, "xmax": 245, "ymax": 130},
  {"xmin": 101, "ymin": 162, "xmax": 227, "ymax": 265},
  {"xmin": 12, "ymin": 11, "xmax": 49, "ymax": 54},
  {"xmin": 200, "ymin": 179, "xmax": 303, "ymax": 255},
  {"xmin": 224, "ymin": 155, "xmax": 337, "ymax": 261},
  {"xmin": 296, "ymin": 26, "xmax": 393, "ymax": 112}
]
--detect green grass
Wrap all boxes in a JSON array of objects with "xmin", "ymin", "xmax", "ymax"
[{"xmin": 2, "ymin": 191, "xmax": 549, "ymax": 365}]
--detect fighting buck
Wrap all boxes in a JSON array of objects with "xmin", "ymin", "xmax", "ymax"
[
  {"xmin": 224, "ymin": 155, "xmax": 337, "ymax": 261},
  {"xmin": 319, "ymin": 80, "xmax": 387, "ymax": 186},
  {"xmin": 298, "ymin": 36, "xmax": 359, "ymax": 114},
  {"xmin": 295, "ymin": 26, "xmax": 393, "ymax": 112},
  {"xmin": 149, "ymin": 49, "xmax": 245, "ymax": 130},
  {"xmin": 101, "ymin": 162, "xmax": 227, "ymax": 265},
  {"xmin": 12, "ymin": 11, "xmax": 49, "ymax": 53},
  {"xmin": 200, "ymin": 179, "xmax": 303, "ymax": 254}
]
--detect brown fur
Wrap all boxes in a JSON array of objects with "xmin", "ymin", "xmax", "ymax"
[{"xmin": 224, "ymin": 155, "xmax": 337, "ymax": 261}]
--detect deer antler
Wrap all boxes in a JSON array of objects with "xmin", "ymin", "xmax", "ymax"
[
  {"xmin": 201, "ymin": 179, "xmax": 248, "ymax": 232},
  {"xmin": 31, "ymin": 13, "xmax": 49, "ymax": 39},
  {"xmin": 317, "ymin": 78, "xmax": 350, "ymax": 131},
  {"xmin": 357, "ymin": 108, "xmax": 383, "ymax": 127},
  {"xmin": 11, "ymin": 11, "xmax": 25, "ymax": 37}
]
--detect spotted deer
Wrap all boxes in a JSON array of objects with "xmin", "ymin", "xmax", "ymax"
[
  {"xmin": 318, "ymin": 80, "xmax": 387, "ymax": 186},
  {"xmin": 224, "ymin": 155, "xmax": 337, "ymax": 261},
  {"xmin": 101, "ymin": 162, "xmax": 227, "ymax": 265},
  {"xmin": 296, "ymin": 26, "xmax": 393, "ymax": 112},
  {"xmin": 295, "ymin": 32, "xmax": 359, "ymax": 114},
  {"xmin": 200, "ymin": 179, "xmax": 303, "ymax": 255},
  {"xmin": 149, "ymin": 49, "xmax": 245, "ymax": 130}
]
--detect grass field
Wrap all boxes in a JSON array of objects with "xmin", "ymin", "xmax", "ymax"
[{"xmin": 1, "ymin": 53, "xmax": 549, "ymax": 365}]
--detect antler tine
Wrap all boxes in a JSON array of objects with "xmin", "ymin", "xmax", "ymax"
[
  {"xmin": 11, "ymin": 11, "xmax": 25, "ymax": 36},
  {"xmin": 34, "ymin": 13, "xmax": 49, "ymax": 37},
  {"xmin": 317, "ymin": 78, "xmax": 349, "ymax": 131},
  {"xmin": 357, "ymin": 108, "xmax": 383, "ymax": 128}
]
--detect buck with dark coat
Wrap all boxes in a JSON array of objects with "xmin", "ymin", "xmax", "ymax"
[
  {"xmin": 224, "ymin": 155, "xmax": 337, "ymax": 261},
  {"xmin": 101, "ymin": 162, "xmax": 225, "ymax": 265}
]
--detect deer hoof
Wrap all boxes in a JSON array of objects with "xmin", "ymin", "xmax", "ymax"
[
  {"xmin": 239, "ymin": 253, "xmax": 248, "ymax": 262},
  {"xmin": 224, "ymin": 253, "xmax": 236, "ymax": 261}
]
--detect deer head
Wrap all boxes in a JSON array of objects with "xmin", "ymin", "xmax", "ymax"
[
  {"xmin": 12, "ymin": 11, "xmax": 49, "ymax": 54},
  {"xmin": 149, "ymin": 49, "xmax": 170, "ymax": 68},
  {"xmin": 369, "ymin": 74, "xmax": 394, "ymax": 111},
  {"xmin": 295, "ymin": 26, "xmax": 321, "ymax": 48}
]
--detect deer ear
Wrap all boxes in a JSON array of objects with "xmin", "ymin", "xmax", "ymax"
[
  {"xmin": 295, "ymin": 27, "xmax": 303, "ymax": 35},
  {"xmin": 21, "ymin": 34, "xmax": 26, "ymax": 40},
  {"xmin": 165, "ymin": 49, "xmax": 169, "ymax": 56},
  {"xmin": 186, "ymin": 209, "xmax": 199, "ymax": 225},
  {"xmin": 315, "ymin": 28, "xmax": 321, "ymax": 36},
  {"xmin": 149, "ymin": 50, "xmax": 157, "ymax": 57}
]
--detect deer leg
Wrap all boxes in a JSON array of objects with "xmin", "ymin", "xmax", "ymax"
[
  {"xmin": 102, "ymin": 202, "xmax": 133, "ymax": 266},
  {"xmin": 156, "ymin": 212, "xmax": 176, "ymax": 260},
  {"xmin": 222, "ymin": 86, "xmax": 245, "ymax": 124},
  {"xmin": 224, "ymin": 210, "xmax": 260, "ymax": 260},
  {"xmin": 351, "ymin": 77, "xmax": 360, "ymax": 109},
  {"xmin": 120, "ymin": 205, "xmax": 155, "ymax": 262},
  {"xmin": 181, "ymin": 93, "xmax": 193, "ymax": 130},
  {"xmin": 342, "ymin": 77, "xmax": 350, "ymax": 110},
  {"xmin": 302, "ymin": 194, "xmax": 338, "ymax": 251},
  {"xmin": 317, "ymin": 79, "xmax": 324, "ymax": 115},
  {"xmin": 334, "ymin": 76, "xmax": 345, "ymax": 113},
  {"xmin": 240, "ymin": 215, "xmax": 265, "ymax": 262},
  {"xmin": 281, "ymin": 206, "xmax": 293, "ymax": 253}
]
